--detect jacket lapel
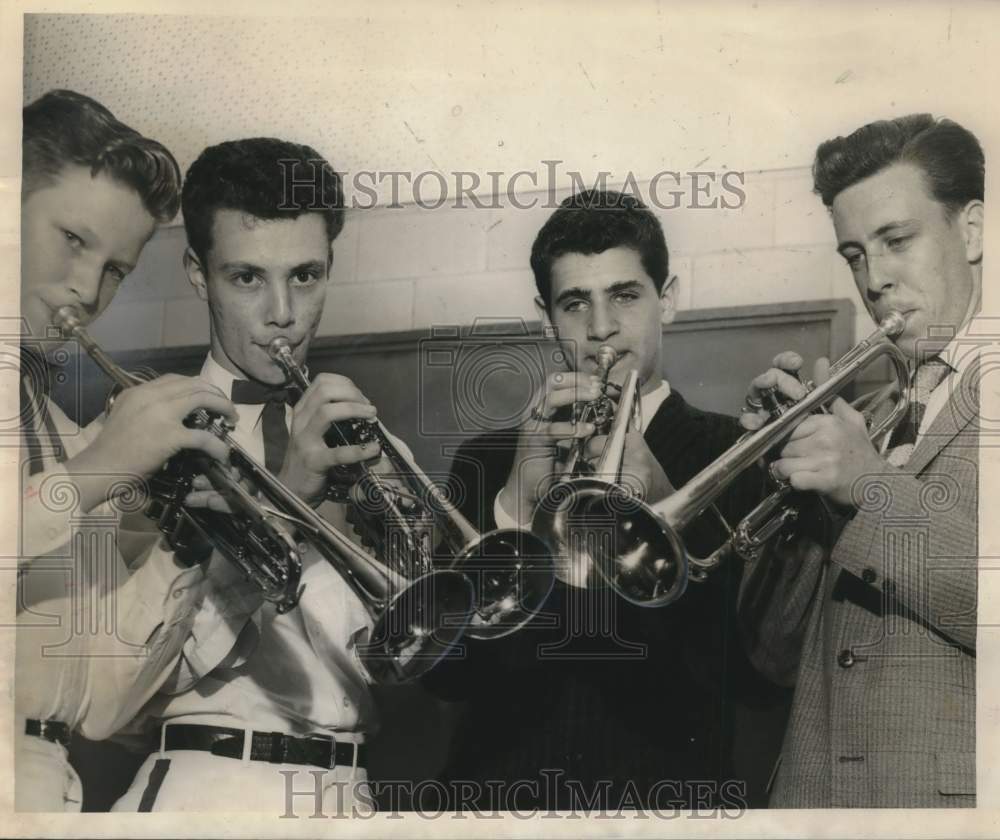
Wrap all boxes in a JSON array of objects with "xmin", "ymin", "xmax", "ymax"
[{"xmin": 904, "ymin": 358, "xmax": 979, "ymax": 475}]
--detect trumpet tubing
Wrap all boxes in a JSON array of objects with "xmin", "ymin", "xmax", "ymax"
[
  {"xmin": 590, "ymin": 311, "xmax": 910, "ymax": 606},
  {"xmin": 57, "ymin": 307, "xmax": 473, "ymax": 683},
  {"xmin": 268, "ymin": 337, "xmax": 555, "ymax": 640},
  {"xmin": 531, "ymin": 350, "xmax": 648, "ymax": 594},
  {"xmin": 53, "ymin": 305, "xmax": 304, "ymax": 613}
]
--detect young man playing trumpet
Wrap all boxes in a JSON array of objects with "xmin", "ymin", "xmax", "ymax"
[
  {"xmin": 429, "ymin": 189, "xmax": 775, "ymax": 810},
  {"xmin": 113, "ymin": 137, "xmax": 386, "ymax": 814},
  {"xmin": 14, "ymin": 90, "xmax": 239, "ymax": 811},
  {"xmin": 737, "ymin": 115, "xmax": 983, "ymax": 807}
]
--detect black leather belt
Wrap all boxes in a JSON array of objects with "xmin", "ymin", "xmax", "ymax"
[
  {"xmin": 163, "ymin": 724, "xmax": 366, "ymax": 770},
  {"xmin": 25, "ymin": 718, "xmax": 71, "ymax": 747}
]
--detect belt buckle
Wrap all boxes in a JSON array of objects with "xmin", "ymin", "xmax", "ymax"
[
  {"xmin": 266, "ymin": 731, "xmax": 289, "ymax": 764},
  {"xmin": 44, "ymin": 721, "xmax": 68, "ymax": 747}
]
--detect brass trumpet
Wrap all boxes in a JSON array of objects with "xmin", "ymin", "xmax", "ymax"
[
  {"xmin": 54, "ymin": 305, "xmax": 305, "ymax": 614},
  {"xmin": 56, "ymin": 306, "xmax": 475, "ymax": 683},
  {"xmin": 268, "ymin": 337, "xmax": 555, "ymax": 639},
  {"xmin": 564, "ymin": 311, "xmax": 910, "ymax": 607},
  {"xmin": 531, "ymin": 346, "xmax": 647, "ymax": 591}
]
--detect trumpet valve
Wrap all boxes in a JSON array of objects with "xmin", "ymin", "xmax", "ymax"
[{"xmin": 759, "ymin": 384, "xmax": 798, "ymax": 420}]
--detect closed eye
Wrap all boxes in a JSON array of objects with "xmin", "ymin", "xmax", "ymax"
[
  {"xmin": 842, "ymin": 250, "xmax": 865, "ymax": 271},
  {"xmin": 105, "ymin": 264, "xmax": 126, "ymax": 283},
  {"xmin": 62, "ymin": 229, "xmax": 84, "ymax": 248}
]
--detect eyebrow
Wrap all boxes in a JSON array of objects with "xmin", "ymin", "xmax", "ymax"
[
  {"xmin": 288, "ymin": 260, "xmax": 328, "ymax": 276},
  {"xmin": 219, "ymin": 260, "xmax": 265, "ymax": 274},
  {"xmin": 837, "ymin": 220, "xmax": 919, "ymax": 256},
  {"xmin": 553, "ymin": 279, "xmax": 645, "ymax": 306}
]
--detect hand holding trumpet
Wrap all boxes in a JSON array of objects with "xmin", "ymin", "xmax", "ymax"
[
  {"xmin": 740, "ymin": 351, "xmax": 896, "ymax": 509},
  {"xmin": 498, "ymin": 371, "xmax": 600, "ymax": 525},
  {"xmin": 65, "ymin": 374, "xmax": 239, "ymax": 515}
]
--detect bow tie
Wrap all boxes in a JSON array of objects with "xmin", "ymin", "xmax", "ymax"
[{"xmin": 230, "ymin": 378, "xmax": 301, "ymax": 406}]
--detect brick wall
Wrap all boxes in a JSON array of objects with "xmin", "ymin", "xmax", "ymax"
[{"xmin": 88, "ymin": 166, "xmax": 875, "ymax": 353}]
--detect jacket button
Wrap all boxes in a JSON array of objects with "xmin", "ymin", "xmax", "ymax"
[
  {"xmin": 861, "ymin": 567, "xmax": 877, "ymax": 584},
  {"xmin": 837, "ymin": 649, "xmax": 855, "ymax": 668}
]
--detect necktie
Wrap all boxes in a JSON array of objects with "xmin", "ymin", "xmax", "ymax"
[
  {"xmin": 886, "ymin": 357, "xmax": 952, "ymax": 467},
  {"xmin": 230, "ymin": 380, "xmax": 300, "ymax": 475}
]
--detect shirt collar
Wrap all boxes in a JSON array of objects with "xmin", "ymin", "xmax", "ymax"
[
  {"xmin": 927, "ymin": 293, "xmax": 980, "ymax": 378},
  {"xmin": 200, "ymin": 352, "xmax": 240, "ymax": 393},
  {"xmin": 639, "ymin": 379, "xmax": 671, "ymax": 434},
  {"xmin": 200, "ymin": 353, "xmax": 269, "ymax": 430}
]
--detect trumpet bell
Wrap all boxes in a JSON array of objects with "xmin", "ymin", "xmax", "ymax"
[
  {"xmin": 533, "ymin": 478, "xmax": 689, "ymax": 607},
  {"xmin": 362, "ymin": 569, "xmax": 476, "ymax": 685},
  {"xmin": 454, "ymin": 529, "xmax": 555, "ymax": 639}
]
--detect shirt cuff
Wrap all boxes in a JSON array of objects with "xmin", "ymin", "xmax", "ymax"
[{"xmin": 494, "ymin": 487, "xmax": 526, "ymax": 530}]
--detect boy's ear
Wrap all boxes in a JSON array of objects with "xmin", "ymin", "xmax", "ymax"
[
  {"xmin": 184, "ymin": 247, "xmax": 209, "ymax": 302},
  {"xmin": 961, "ymin": 199, "xmax": 984, "ymax": 264},
  {"xmin": 660, "ymin": 275, "xmax": 679, "ymax": 325}
]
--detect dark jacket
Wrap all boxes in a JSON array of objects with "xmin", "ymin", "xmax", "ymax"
[{"xmin": 425, "ymin": 389, "xmax": 787, "ymax": 811}]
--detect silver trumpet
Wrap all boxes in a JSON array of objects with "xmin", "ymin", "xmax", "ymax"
[
  {"xmin": 551, "ymin": 311, "xmax": 911, "ymax": 607},
  {"xmin": 54, "ymin": 304, "xmax": 305, "ymax": 614},
  {"xmin": 268, "ymin": 337, "xmax": 555, "ymax": 639},
  {"xmin": 531, "ymin": 345, "xmax": 647, "ymax": 591},
  {"xmin": 56, "ymin": 306, "xmax": 475, "ymax": 683}
]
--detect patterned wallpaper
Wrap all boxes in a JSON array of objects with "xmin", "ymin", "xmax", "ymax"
[{"xmin": 23, "ymin": 7, "xmax": 991, "ymax": 211}]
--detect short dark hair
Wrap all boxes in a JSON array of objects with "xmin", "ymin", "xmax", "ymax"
[
  {"xmin": 530, "ymin": 189, "xmax": 670, "ymax": 310},
  {"xmin": 813, "ymin": 114, "xmax": 984, "ymax": 213},
  {"xmin": 22, "ymin": 89, "xmax": 181, "ymax": 222},
  {"xmin": 182, "ymin": 138, "xmax": 344, "ymax": 264}
]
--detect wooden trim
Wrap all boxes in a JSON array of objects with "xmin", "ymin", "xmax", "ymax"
[{"xmin": 100, "ymin": 298, "xmax": 858, "ymax": 370}]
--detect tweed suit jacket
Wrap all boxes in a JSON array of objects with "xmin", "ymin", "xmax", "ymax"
[{"xmin": 739, "ymin": 362, "xmax": 979, "ymax": 808}]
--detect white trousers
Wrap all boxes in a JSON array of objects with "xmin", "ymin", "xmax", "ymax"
[
  {"xmin": 14, "ymin": 734, "xmax": 83, "ymax": 812},
  {"xmin": 112, "ymin": 747, "xmax": 373, "ymax": 815}
]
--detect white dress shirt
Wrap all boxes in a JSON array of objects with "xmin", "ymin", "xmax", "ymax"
[
  {"xmin": 881, "ymin": 304, "xmax": 980, "ymax": 463},
  {"xmin": 494, "ymin": 378, "xmax": 672, "ymax": 528},
  {"xmin": 126, "ymin": 353, "xmax": 378, "ymax": 740},
  {"xmin": 11, "ymin": 344, "xmax": 207, "ymax": 739}
]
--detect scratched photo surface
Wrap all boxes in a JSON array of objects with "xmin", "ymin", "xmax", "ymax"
[{"xmin": 1, "ymin": 1, "xmax": 999, "ymax": 838}]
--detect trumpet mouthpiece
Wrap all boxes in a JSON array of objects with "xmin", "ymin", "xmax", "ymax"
[
  {"xmin": 596, "ymin": 345, "xmax": 617, "ymax": 371},
  {"xmin": 880, "ymin": 311, "xmax": 907, "ymax": 338},
  {"xmin": 268, "ymin": 337, "xmax": 292, "ymax": 360},
  {"xmin": 52, "ymin": 305, "xmax": 82, "ymax": 337}
]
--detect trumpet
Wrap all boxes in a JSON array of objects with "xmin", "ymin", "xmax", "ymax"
[
  {"xmin": 268, "ymin": 337, "xmax": 555, "ymax": 639},
  {"xmin": 531, "ymin": 346, "xmax": 648, "ymax": 591},
  {"xmin": 563, "ymin": 311, "xmax": 910, "ymax": 607},
  {"xmin": 54, "ymin": 305, "xmax": 305, "ymax": 614},
  {"xmin": 56, "ymin": 306, "xmax": 475, "ymax": 683}
]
